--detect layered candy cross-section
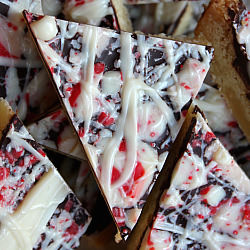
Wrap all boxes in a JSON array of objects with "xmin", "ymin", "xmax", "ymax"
[
  {"xmin": 0, "ymin": 98, "xmax": 91, "ymax": 249},
  {"xmin": 24, "ymin": 11, "xmax": 213, "ymax": 239},
  {"xmin": 140, "ymin": 109, "xmax": 250, "ymax": 249}
]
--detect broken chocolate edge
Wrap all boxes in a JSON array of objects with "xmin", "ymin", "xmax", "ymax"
[
  {"xmin": 126, "ymin": 105, "xmax": 201, "ymax": 249},
  {"xmin": 228, "ymin": 1, "xmax": 250, "ymax": 96}
]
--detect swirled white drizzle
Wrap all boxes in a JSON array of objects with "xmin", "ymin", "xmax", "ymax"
[
  {"xmin": 27, "ymin": 13, "xmax": 213, "ymax": 235},
  {"xmin": 0, "ymin": 112, "xmax": 91, "ymax": 249},
  {"xmin": 140, "ymin": 113, "xmax": 250, "ymax": 250}
]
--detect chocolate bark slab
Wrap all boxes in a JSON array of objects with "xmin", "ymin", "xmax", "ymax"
[
  {"xmin": 27, "ymin": 108, "xmax": 86, "ymax": 161},
  {"xmin": 41, "ymin": 0, "xmax": 132, "ymax": 32},
  {"xmin": 140, "ymin": 108, "xmax": 250, "ymax": 249},
  {"xmin": 0, "ymin": 0, "xmax": 130, "ymax": 124},
  {"xmin": 195, "ymin": 0, "xmax": 250, "ymax": 141},
  {"xmin": 195, "ymin": 84, "xmax": 250, "ymax": 177},
  {"xmin": 0, "ymin": 98, "xmax": 91, "ymax": 249},
  {"xmin": 24, "ymin": 11, "xmax": 213, "ymax": 240},
  {"xmin": 128, "ymin": 1, "xmax": 209, "ymax": 36},
  {"xmin": 0, "ymin": 0, "xmax": 59, "ymax": 123},
  {"xmin": 27, "ymin": 84, "xmax": 250, "ymax": 182}
]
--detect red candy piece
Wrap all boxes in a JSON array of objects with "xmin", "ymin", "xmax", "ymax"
[
  {"xmin": 205, "ymin": 131, "xmax": 215, "ymax": 143},
  {"xmin": 111, "ymin": 167, "xmax": 120, "ymax": 184},
  {"xmin": 66, "ymin": 221, "xmax": 79, "ymax": 235},
  {"xmin": 121, "ymin": 162, "xmax": 145, "ymax": 197},
  {"xmin": 75, "ymin": 0, "xmax": 85, "ymax": 6},
  {"xmin": 112, "ymin": 207, "xmax": 125, "ymax": 227},
  {"xmin": 112, "ymin": 207, "xmax": 125, "ymax": 218},
  {"xmin": 0, "ymin": 167, "xmax": 10, "ymax": 181},
  {"xmin": 134, "ymin": 162, "xmax": 145, "ymax": 181},
  {"xmin": 78, "ymin": 127, "xmax": 85, "ymax": 137},
  {"xmin": 38, "ymin": 149, "xmax": 46, "ymax": 157},
  {"xmin": 231, "ymin": 197, "xmax": 240, "ymax": 204},
  {"xmin": 119, "ymin": 139, "xmax": 126, "ymax": 152},
  {"xmin": 147, "ymin": 230, "xmax": 154, "ymax": 246},
  {"xmin": 12, "ymin": 148, "xmax": 24, "ymax": 159},
  {"xmin": 69, "ymin": 82, "xmax": 81, "ymax": 107},
  {"xmin": 94, "ymin": 62, "xmax": 105, "ymax": 74},
  {"xmin": 65, "ymin": 199, "xmax": 73, "ymax": 212},
  {"xmin": 242, "ymin": 204, "xmax": 250, "ymax": 222},
  {"xmin": 5, "ymin": 151, "xmax": 15, "ymax": 164},
  {"xmin": 0, "ymin": 42, "xmax": 18, "ymax": 59},
  {"xmin": 182, "ymin": 110, "xmax": 188, "ymax": 117},
  {"xmin": 200, "ymin": 186, "xmax": 211, "ymax": 195},
  {"xmin": 98, "ymin": 112, "xmax": 114, "ymax": 126},
  {"xmin": 180, "ymin": 82, "xmax": 191, "ymax": 90},
  {"xmin": 227, "ymin": 121, "xmax": 238, "ymax": 128},
  {"xmin": 122, "ymin": 183, "xmax": 132, "ymax": 196},
  {"xmin": 29, "ymin": 155, "xmax": 38, "ymax": 165}
]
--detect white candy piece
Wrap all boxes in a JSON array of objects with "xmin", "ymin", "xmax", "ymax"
[
  {"xmin": 213, "ymin": 146, "xmax": 232, "ymax": 166},
  {"xmin": 30, "ymin": 16, "xmax": 58, "ymax": 41},
  {"xmin": 102, "ymin": 71, "xmax": 122, "ymax": 95},
  {"xmin": 204, "ymin": 185, "xmax": 226, "ymax": 207}
]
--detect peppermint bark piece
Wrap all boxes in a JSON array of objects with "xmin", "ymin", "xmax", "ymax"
[
  {"xmin": 27, "ymin": 109, "xmax": 85, "ymax": 160},
  {"xmin": 195, "ymin": 0, "xmax": 250, "ymax": 141},
  {"xmin": 41, "ymin": 0, "xmax": 132, "ymax": 32},
  {"xmin": 0, "ymin": 98, "xmax": 91, "ymax": 249},
  {"xmin": 128, "ymin": 1, "xmax": 208, "ymax": 36},
  {"xmin": 25, "ymin": 12, "xmax": 213, "ymax": 239},
  {"xmin": 195, "ymin": 84, "xmax": 250, "ymax": 176},
  {"xmin": 0, "ymin": 1, "xmax": 59, "ymax": 122},
  {"xmin": 140, "ymin": 108, "xmax": 250, "ymax": 250}
]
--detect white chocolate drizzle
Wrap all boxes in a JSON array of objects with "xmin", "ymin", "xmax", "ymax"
[
  {"xmin": 140, "ymin": 112, "xmax": 250, "ymax": 250},
  {"xmin": 0, "ymin": 113, "xmax": 91, "ymax": 249},
  {"xmin": 26, "ymin": 12, "xmax": 213, "ymax": 237}
]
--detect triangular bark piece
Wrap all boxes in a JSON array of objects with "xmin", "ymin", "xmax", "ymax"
[
  {"xmin": 0, "ymin": 98, "xmax": 91, "ymax": 249},
  {"xmin": 27, "ymin": 108, "xmax": 86, "ymax": 160},
  {"xmin": 140, "ymin": 107, "xmax": 250, "ymax": 249},
  {"xmin": 24, "ymin": 11, "xmax": 213, "ymax": 239},
  {"xmin": 195, "ymin": 0, "xmax": 250, "ymax": 141},
  {"xmin": 195, "ymin": 83, "xmax": 250, "ymax": 176}
]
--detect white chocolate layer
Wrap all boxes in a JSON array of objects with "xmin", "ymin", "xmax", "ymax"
[{"xmin": 0, "ymin": 168, "xmax": 68, "ymax": 250}]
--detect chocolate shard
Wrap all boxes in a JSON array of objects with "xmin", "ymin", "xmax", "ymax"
[
  {"xmin": 41, "ymin": 0, "xmax": 132, "ymax": 32},
  {"xmin": 0, "ymin": 98, "xmax": 91, "ymax": 249},
  {"xmin": 27, "ymin": 108, "xmax": 86, "ymax": 161},
  {"xmin": 195, "ymin": 83, "xmax": 250, "ymax": 177},
  {"xmin": 0, "ymin": 0, "xmax": 59, "ymax": 123},
  {"xmin": 195, "ymin": 0, "xmax": 250, "ymax": 141},
  {"xmin": 24, "ymin": 11, "xmax": 213, "ymax": 240},
  {"xmin": 140, "ymin": 107, "xmax": 250, "ymax": 250}
]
